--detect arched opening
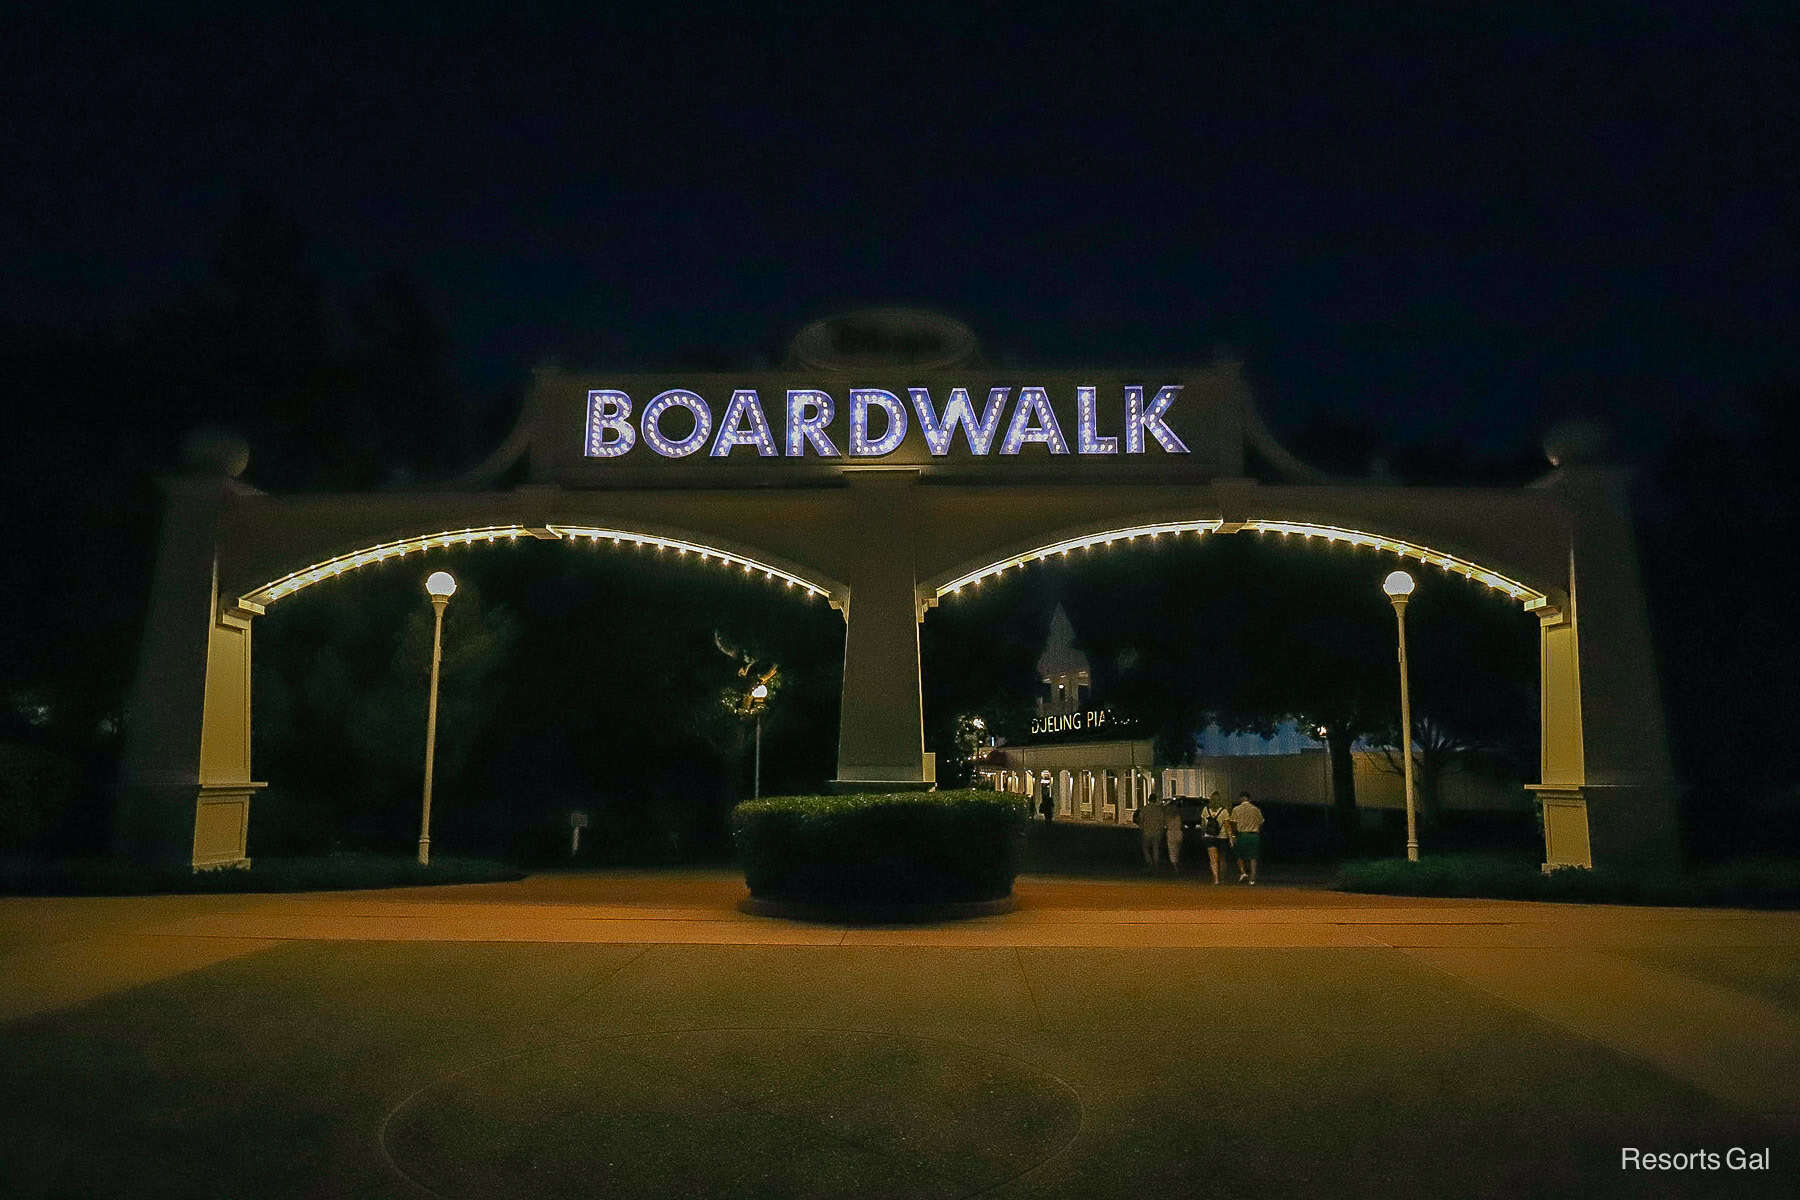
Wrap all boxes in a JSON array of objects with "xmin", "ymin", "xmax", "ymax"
[
  {"xmin": 923, "ymin": 519, "xmax": 1543, "ymax": 862},
  {"xmin": 239, "ymin": 524, "xmax": 845, "ymax": 863}
]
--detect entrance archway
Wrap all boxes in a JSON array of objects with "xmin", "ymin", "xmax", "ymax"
[{"xmin": 118, "ymin": 312, "xmax": 1674, "ymax": 871}]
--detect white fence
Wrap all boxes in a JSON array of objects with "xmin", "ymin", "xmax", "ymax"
[{"xmin": 985, "ymin": 747, "xmax": 1526, "ymax": 826}]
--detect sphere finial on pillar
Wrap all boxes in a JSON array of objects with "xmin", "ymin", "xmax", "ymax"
[
  {"xmin": 1543, "ymin": 417, "xmax": 1613, "ymax": 468},
  {"xmin": 179, "ymin": 427, "xmax": 251, "ymax": 478}
]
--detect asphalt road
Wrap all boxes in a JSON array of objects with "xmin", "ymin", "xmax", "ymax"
[{"xmin": 2, "ymin": 871, "xmax": 1796, "ymax": 1198}]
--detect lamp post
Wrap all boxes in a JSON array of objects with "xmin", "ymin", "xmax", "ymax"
[
  {"xmin": 419, "ymin": 570, "xmax": 456, "ymax": 865},
  {"xmin": 749, "ymin": 682, "xmax": 770, "ymax": 800},
  {"xmin": 1382, "ymin": 569, "xmax": 1420, "ymax": 862}
]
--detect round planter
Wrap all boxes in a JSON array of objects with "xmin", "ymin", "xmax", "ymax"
[{"xmin": 738, "ymin": 892, "xmax": 1017, "ymax": 924}]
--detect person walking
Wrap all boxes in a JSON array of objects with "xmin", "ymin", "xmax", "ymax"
[
  {"xmin": 1135, "ymin": 779, "xmax": 1166, "ymax": 869},
  {"xmin": 1231, "ymin": 791, "xmax": 1264, "ymax": 884},
  {"xmin": 1163, "ymin": 792, "xmax": 1186, "ymax": 873},
  {"xmin": 1199, "ymin": 791, "xmax": 1233, "ymax": 884}
]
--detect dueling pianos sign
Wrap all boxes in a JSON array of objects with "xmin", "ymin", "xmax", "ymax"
[{"xmin": 1029, "ymin": 707, "xmax": 1125, "ymax": 737}]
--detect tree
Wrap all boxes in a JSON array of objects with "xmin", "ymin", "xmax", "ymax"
[
  {"xmin": 1365, "ymin": 570, "xmax": 1539, "ymax": 831},
  {"xmin": 1375, "ymin": 714, "xmax": 1489, "ymax": 829},
  {"xmin": 1211, "ymin": 541, "xmax": 1398, "ymax": 844},
  {"xmin": 253, "ymin": 570, "xmax": 518, "ymax": 852}
]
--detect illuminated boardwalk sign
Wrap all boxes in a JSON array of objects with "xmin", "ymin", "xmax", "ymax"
[{"xmin": 584, "ymin": 385, "xmax": 1190, "ymax": 460}]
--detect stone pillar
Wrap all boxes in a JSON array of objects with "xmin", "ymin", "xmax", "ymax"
[
  {"xmin": 1531, "ymin": 465, "xmax": 1681, "ymax": 871},
  {"xmin": 832, "ymin": 472, "xmax": 928, "ymax": 790},
  {"xmin": 116, "ymin": 474, "xmax": 263, "ymax": 868},
  {"xmin": 1532, "ymin": 603, "xmax": 1592, "ymax": 869}
]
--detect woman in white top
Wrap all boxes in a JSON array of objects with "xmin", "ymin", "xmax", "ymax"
[{"xmin": 1199, "ymin": 791, "xmax": 1233, "ymax": 884}]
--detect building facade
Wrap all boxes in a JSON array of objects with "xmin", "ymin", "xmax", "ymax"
[{"xmin": 977, "ymin": 607, "xmax": 1527, "ymax": 826}]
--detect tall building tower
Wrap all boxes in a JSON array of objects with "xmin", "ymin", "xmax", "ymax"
[{"xmin": 1036, "ymin": 604, "xmax": 1091, "ymax": 719}]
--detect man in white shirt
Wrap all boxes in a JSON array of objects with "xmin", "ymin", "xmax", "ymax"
[{"xmin": 1230, "ymin": 791, "xmax": 1264, "ymax": 884}]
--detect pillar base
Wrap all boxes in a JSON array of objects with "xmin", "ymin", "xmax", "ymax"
[
  {"xmin": 192, "ymin": 783, "xmax": 265, "ymax": 870},
  {"xmin": 1529, "ymin": 781, "xmax": 1682, "ymax": 873},
  {"xmin": 1529, "ymin": 785, "xmax": 1592, "ymax": 871}
]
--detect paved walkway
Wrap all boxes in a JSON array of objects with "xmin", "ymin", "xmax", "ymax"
[{"xmin": 3, "ymin": 870, "xmax": 1797, "ymax": 1198}]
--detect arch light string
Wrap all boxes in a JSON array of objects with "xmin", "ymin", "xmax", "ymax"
[
  {"xmin": 544, "ymin": 524, "xmax": 830, "ymax": 600},
  {"xmin": 1241, "ymin": 521, "xmax": 1546, "ymax": 607},
  {"xmin": 242, "ymin": 523, "xmax": 831, "ymax": 609},
  {"xmin": 935, "ymin": 518, "xmax": 1548, "ymax": 610},
  {"xmin": 244, "ymin": 525, "xmax": 534, "ymax": 607},
  {"xmin": 244, "ymin": 519, "xmax": 1543, "ymax": 611},
  {"xmin": 934, "ymin": 520, "xmax": 1225, "ymax": 596}
]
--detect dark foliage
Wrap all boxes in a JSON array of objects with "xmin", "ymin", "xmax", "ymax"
[{"xmin": 253, "ymin": 539, "xmax": 844, "ymax": 862}]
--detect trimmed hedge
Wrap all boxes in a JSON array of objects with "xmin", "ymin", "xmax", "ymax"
[{"xmin": 732, "ymin": 790, "xmax": 1031, "ymax": 905}]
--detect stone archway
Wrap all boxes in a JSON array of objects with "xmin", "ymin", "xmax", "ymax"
[{"xmin": 118, "ymin": 311, "xmax": 1675, "ymax": 871}]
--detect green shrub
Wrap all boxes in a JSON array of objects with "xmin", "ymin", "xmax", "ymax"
[
  {"xmin": 1331, "ymin": 853, "xmax": 1540, "ymax": 898},
  {"xmin": 732, "ymin": 790, "xmax": 1031, "ymax": 905}
]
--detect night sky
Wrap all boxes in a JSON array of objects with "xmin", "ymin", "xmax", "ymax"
[{"xmin": 7, "ymin": 4, "xmax": 1795, "ymax": 457}]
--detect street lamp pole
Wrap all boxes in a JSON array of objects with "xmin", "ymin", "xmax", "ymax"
[
  {"xmin": 419, "ymin": 570, "xmax": 457, "ymax": 865},
  {"xmin": 1383, "ymin": 570, "xmax": 1420, "ymax": 862},
  {"xmin": 750, "ymin": 681, "xmax": 769, "ymax": 801}
]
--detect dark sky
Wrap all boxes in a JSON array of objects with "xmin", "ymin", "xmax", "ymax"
[{"xmin": 6, "ymin": 3, "xmax": 1795, "ymax": 454}]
